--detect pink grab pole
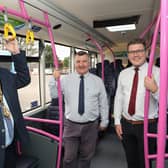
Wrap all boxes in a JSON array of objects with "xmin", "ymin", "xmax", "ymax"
[
  {"xmin": 44, "ymin": 12, "xmax": 63, "ymax": 168},
  {"xmin": 143, "ymin": 12, "xmax": 160, "ymax": 168},
  {"xmin": 87, "ymin": 33, "xmax": 105, "ymax": 81},
  {"xmin": 139, "ymin": 13, "xmax": 158, "ymax": 39},
  {"xmin": 156, "ymin": 0, "xmax": 168, "ymax": 167}
]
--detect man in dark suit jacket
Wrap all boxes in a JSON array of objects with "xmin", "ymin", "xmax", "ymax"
[{"xmin": 0, "ymin": 37, "xmax": 30, "ymax": 168}]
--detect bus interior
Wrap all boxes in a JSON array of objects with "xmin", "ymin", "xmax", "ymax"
[{"xmin": 0, "ymin": 0, "xmax": 167, "ymax": 168}]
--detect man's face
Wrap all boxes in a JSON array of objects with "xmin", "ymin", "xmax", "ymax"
[
  {"xmin": 75, "ymin": 54, "xmax": 89, "ymax": 75},
  {"xmin": 128, "ymin": 43, "xmax": 147, "ymax": 67}
]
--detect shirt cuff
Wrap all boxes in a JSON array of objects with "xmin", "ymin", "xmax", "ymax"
[
  {"xmin": 114, "ymin": 118, "xmax": 121, "ymax": 125},
  {"xmin": 100, "ymin": 120, "xmax": 109, "ymax": 128},
  {"xmin": 151, "ymin": 90, "xmax": 159, "ymax": 100}
]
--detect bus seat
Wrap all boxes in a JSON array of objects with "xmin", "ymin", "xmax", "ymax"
[
  {"xmin": 19, "ymin": 131, "xmax": 59, "ymax": 168},
  {"xmin": 89, "ymin": 67, "xmax": 97, "ymax": 75},
  {"xmin": 16, "ymin": 155, "xmax": 39, "ymax": 168},
  {"xmin": 43, "ymin": 98, "xmax": 65, "ymax": 136},
  {"xmin": 44, "ymin": 104, "xmax": 60, "ymax": 136}
]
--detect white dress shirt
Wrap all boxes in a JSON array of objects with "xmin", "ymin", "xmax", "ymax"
[
  {"xmin": 49, "ymin": 72, "xmax": 109, "ymax": 127},
  {"xmin": 114, "ymin": 62, "xmax": 159, "ymax": 125}
]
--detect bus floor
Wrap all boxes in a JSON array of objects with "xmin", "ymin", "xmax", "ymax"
[{"xmin": 91, "ymin": 129, "xmax": 127, "ymax": 168}]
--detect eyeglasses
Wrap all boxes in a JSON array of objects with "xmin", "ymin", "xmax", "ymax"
[{"xmin": 127, "ymin": 49, "xmax": 145, "ymax": 55}]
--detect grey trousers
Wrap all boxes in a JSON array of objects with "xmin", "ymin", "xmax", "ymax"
[{"xmin": 63, "ymin": 119, "xmax": 98, "ymax": 168}]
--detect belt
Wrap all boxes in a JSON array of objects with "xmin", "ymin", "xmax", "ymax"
[
  {"xmin": 67, "ymin": 119, "xmax": 97, "ymax": 125},
  {"xmin": 122, "ymin": 117, "xmax": 156, "ymax": 125}
]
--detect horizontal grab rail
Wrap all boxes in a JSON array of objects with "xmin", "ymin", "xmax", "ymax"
[
  {"xmin": 24, "ymin": 116, "xmax": 61, "ymax": 124},
  {"xmin": 26, "ymin": 126, "xmax": 60, "ymax": 142}
]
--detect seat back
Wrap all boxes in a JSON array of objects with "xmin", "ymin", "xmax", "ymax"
[
  {"xmin": 16, "ymin": 155, "xmax": 39, "ymax": 168},
  {"xmin": 20, "ymin": 131, "xmax": 58, "ymax": 168}
]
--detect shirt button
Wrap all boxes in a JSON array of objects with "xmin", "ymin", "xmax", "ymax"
[
  {"xmin": 1, "ymin": 129, "xmax": 5, "ymax": 133},
  {"xmin": 1, "ymin": 145, "xmax": 5, "ymax": 149}
]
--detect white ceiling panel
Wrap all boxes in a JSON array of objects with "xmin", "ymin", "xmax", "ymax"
[{"xmin": 0, "ymin": 0, "xmax": 159, "ymax": 51}]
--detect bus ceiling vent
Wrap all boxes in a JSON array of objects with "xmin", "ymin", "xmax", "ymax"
[{"xmin": 53, "ymin": 24, "xmax": 62, "ymax": 30}]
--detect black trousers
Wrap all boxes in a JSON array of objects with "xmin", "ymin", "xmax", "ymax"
[
  {"xmin": 4, "ymin": 140, "xmax": 17, "ymax": 168},
  {"xmin": 121, "ymin": 118, "xmax": 157, "ymax": 168}
]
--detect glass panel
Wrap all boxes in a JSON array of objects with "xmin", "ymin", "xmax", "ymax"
[
  {"xmin": 0, "ymin": 33, "xmax": 40, "ymax": 57},
  {"xmin": 45, "ymin": 74, "xmax": 53, "ymax": 103},
  {"xmin": 90, "ymin": 53, "xmax": 97, "ymax": 68},
  {"xmin": 44, "ymin": 43, "xmax": 71, "ymax": 103},
  {"xmin": 18, "ymin": 36, "xmax": 40, "ymax": 57},
  {"xmin": 18, "ymin": 62, "xmax": 41, "ymax": 111}
]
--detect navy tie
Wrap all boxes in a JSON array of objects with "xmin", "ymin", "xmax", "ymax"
[{"xmin": 78, "ymin": 76, "xmax": 85, "ymax": 115}]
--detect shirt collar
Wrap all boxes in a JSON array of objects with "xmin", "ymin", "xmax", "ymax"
[
  {"xmin": 75, "ymin": 72, "xmax": 89, "ymax": 78},
  {"xmin": 131, "ymin": 61, "xmax": 148, "ymax": 71}
]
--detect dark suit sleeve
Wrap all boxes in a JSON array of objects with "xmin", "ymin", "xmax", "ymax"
[{"xmin": 11, "ymin": 50, "xmax": 31, "ymax": 89}]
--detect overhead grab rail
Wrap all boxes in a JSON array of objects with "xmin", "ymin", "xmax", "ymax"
[
  {"xmin": 0, "ymin": 1, "xmax": 63, "ymax": 168},
  {"xmin": 86, "ymin": 33, "xmax": 105, "ymax": 81},
  {"xmin": 3, "ymin": 8, "xmax": 16, "ymax": 41},
  {"xmin": 139, "ymin": 11, "xmax": 159, "ymax": 51},
  {"xmin": 139, "ymin": 12, "xmax": 158, "ymax": 39}
]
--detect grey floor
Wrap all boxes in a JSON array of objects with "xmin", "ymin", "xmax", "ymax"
[
  {"xmin": 91, "ymin": 131, "xmax": 127, "ymax": 168},
  {"xmin": 91, "ymin": 131, "xmax": 168, "ymax": 168}
]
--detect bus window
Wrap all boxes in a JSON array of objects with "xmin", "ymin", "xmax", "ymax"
[
  {"xmin": 18, "ymin": 62, "xmax": 41, "ymax": 111},
  {"xmin": 44, "ymin": 43, "xmax": 71, "ymax": 103}
]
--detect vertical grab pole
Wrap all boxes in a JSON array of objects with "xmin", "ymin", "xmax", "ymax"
[
  {"xmin": 143, "ymin": 13, "xmax": 160, "ymax": 168},
  {"xmin": 44, "ymin": 12, "xmax": 63, "ymax": 168},
  {"xmin": 157, "ymin": 0, "xmax": 168, "ymax": 167},
  {"xmin": 18, "ymin": 0, "xmax": 29, "ymax": 20},
  {"xmin": 139, "ymin": 13, "xmax": 158, "ymax": 39},
  {"xmin": 87, "ymin": 34, "xmax": 105, "ymax": 81}
]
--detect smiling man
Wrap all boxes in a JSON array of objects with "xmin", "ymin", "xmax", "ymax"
[
  {"xmin": 114, "ymin": 38, "xmax": 159, "ymax": 168},
  {"xmin": 49, "ymin": 51, "xmax": 109, "ymax": 168}
]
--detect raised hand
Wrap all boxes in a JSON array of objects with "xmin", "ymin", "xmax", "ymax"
[{"xmin": 4, "ymin": 36, "xmax": 20, "ymax": 55}]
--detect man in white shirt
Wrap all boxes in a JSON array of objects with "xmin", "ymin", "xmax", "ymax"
[
  {"xmin": 114, "ymin": 38, "xmax": 159, "ymax": 168},
  {"xmin": 49, "ymin": 51, "xmax": 109, "ymax": 168}
]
